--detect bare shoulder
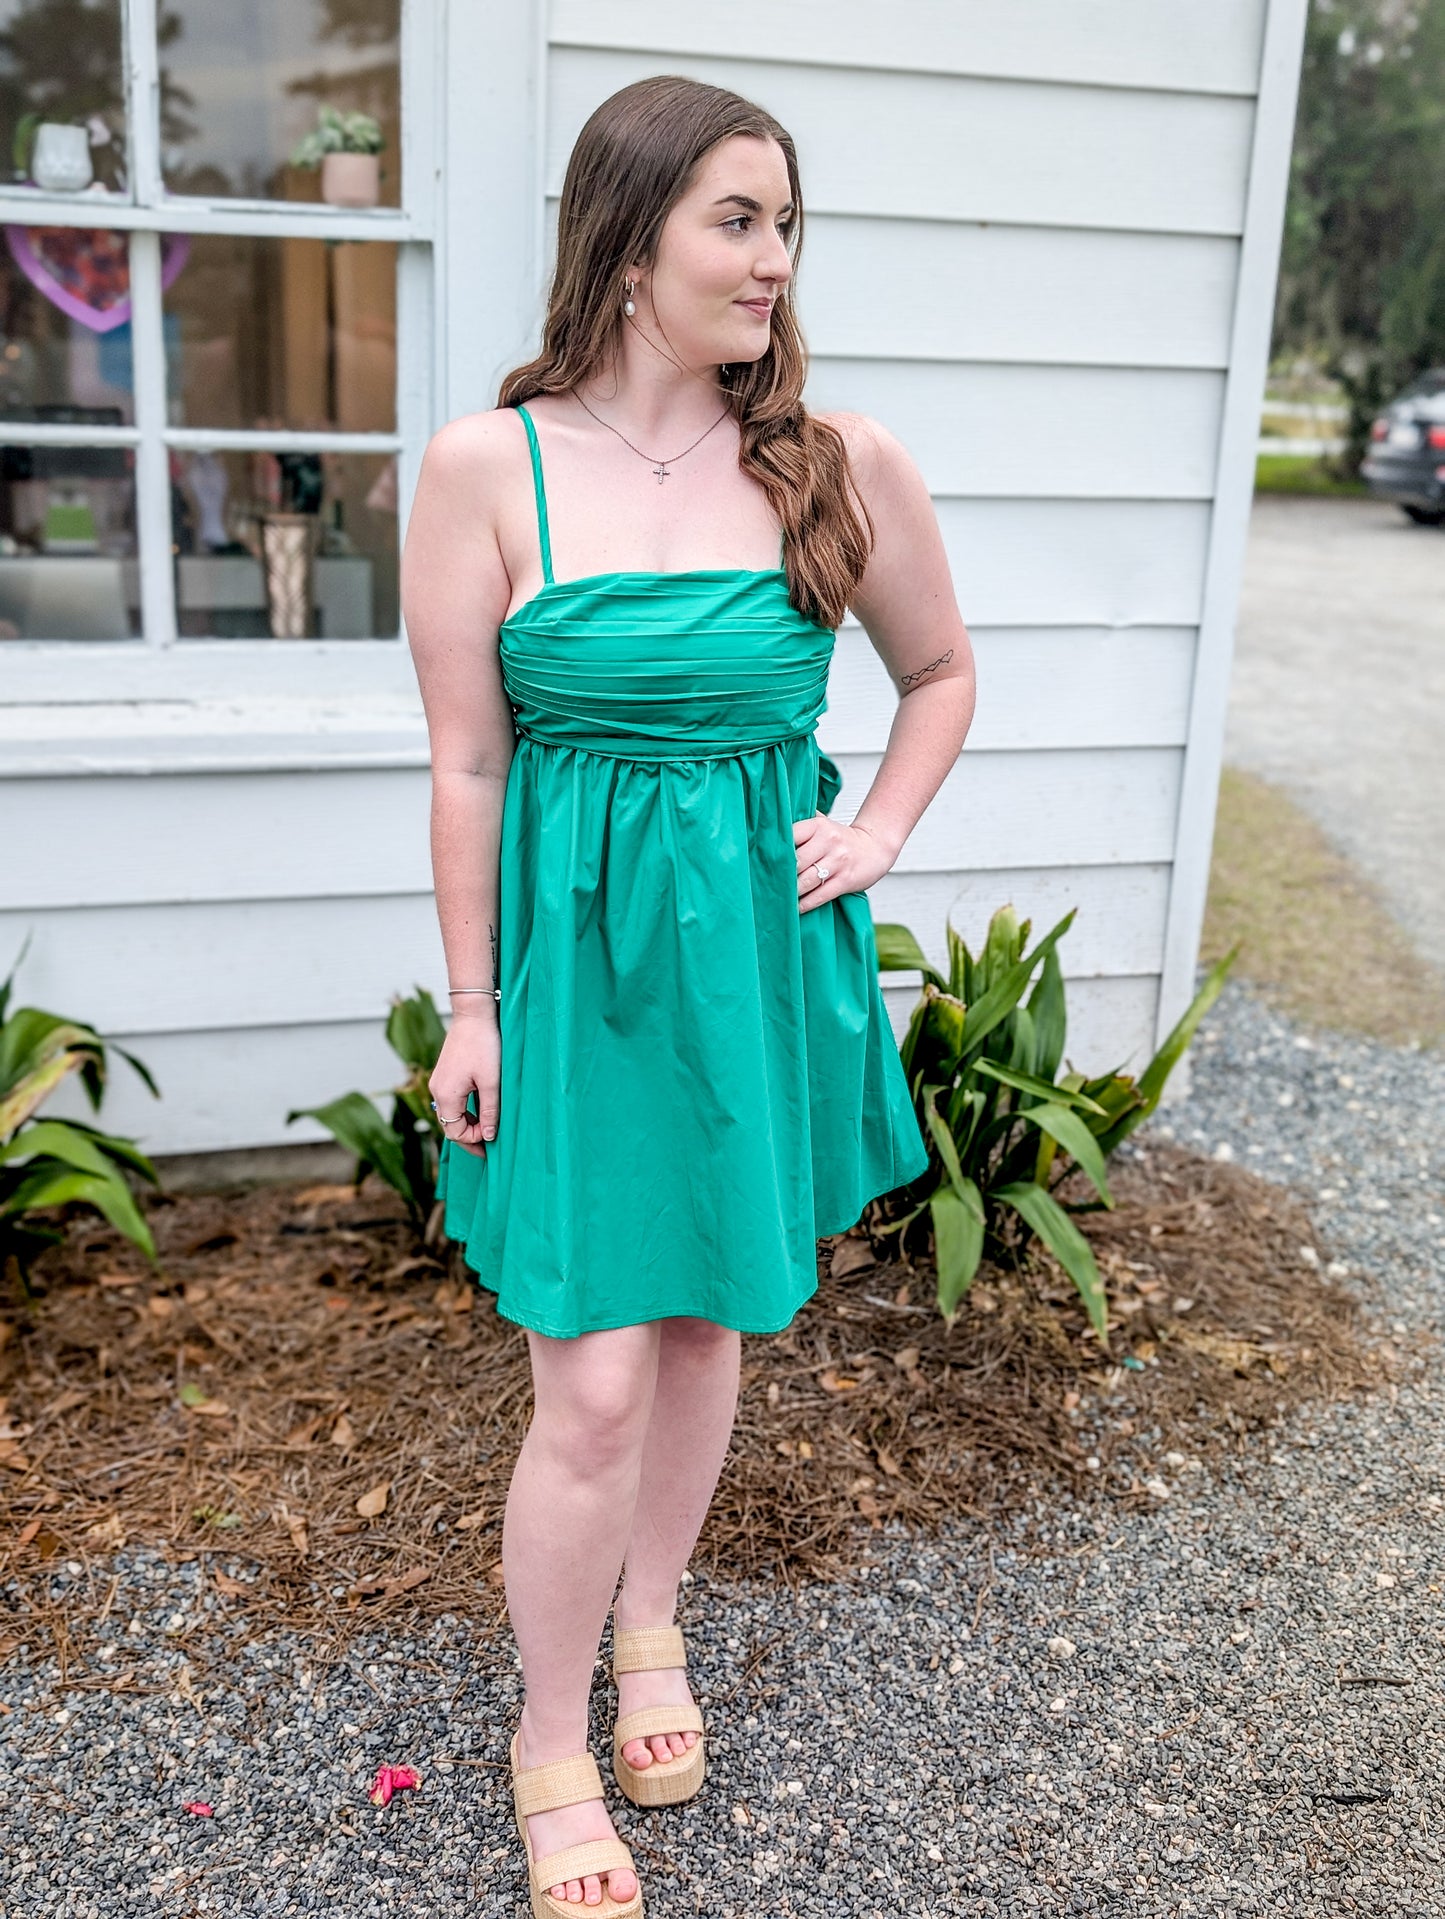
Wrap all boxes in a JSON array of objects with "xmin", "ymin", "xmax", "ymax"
[
  {"xmin": 420, "ymin": 405, "xmax": 525, "ymax": 492},
  {"xmin": 812, "ymin": 408, "xmax": 919, "ymax": 502}
]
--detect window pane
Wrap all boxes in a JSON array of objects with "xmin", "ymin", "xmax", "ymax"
[
  {"xmin": 160, "ymin": 1, "xmax": 400, "ymax": 207},
  {"xmin": 173, "ymin": 445, "xmax": 396, "ymax": 640},
  {"xmin": 0, "ymin": 0, "xmax": 128, "ymax": 195},
  {"xmin": 0, "ymin": 439, "xmax": 138, "ymax": 638},
  {"xmin": 0, "ymin": 226, "xmax": 137, "ymax": 422},
  {"xmin": 166, "ymin": 234, "xmax": 394, "ymax": 432}
]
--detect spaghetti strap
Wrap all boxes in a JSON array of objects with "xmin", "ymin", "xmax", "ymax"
[{"xmin": 515, "ymin": 404, "xmax": 554, "ymax": 586}]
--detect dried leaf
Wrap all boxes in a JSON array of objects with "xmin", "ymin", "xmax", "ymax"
[
  {"xmin": 96, "ymin": 1270, "xmax": 142, "ymax": 1289},
  {"xmin": 331, "ymin": 1413, "xmax": 357, "ymax": 1449},
  {"xmin": 818, "ymin": 1368, "xmax": 860, "ymax": 1394},
  {"xmin": 797, "ymin": 1439, "xmax": 813, "ymax": 1460},
  {"xmin": 83, "ymin": 1513, "xmax": 125, "ymax": 1549},
  {"xmin": 893, "ymin": 1347, "xmax": 921, "ymax": 1373},
  {"xmin": 454, "ymin": 1506, "xmax": 489, "ymax": 1531},
  {"xmin": 273, "ymin": 1505, "xmax": 309, "ymax": 1556},
  {"xmin": 875, "ymin": 1446, "xmax": 901, "ymax": 1478},
  {"xmin": 212, "ymin": 1571, "xmax": 252, "ymax": 1597},
  {"xmin": 830, "ymin": 1239, "xmax": 875, "ymax": 1278},
  {"xmin": 356, "ymin": 1482, "xmax": 390, "ymax": 1519}
]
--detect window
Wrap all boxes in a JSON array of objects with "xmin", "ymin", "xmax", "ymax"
[{"xmin": 0, "ymin": 0, "xmax": 432, "ymax": 653}]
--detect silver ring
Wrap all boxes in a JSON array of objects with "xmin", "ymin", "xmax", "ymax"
[{"xmin": 814, "ymin": 862, "xmax": 831, "ymax": 881}]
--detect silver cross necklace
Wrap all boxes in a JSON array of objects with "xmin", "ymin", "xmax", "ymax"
[{"xmin": 571, "ymin": 387, "xmax": 732, "ymax": 482}]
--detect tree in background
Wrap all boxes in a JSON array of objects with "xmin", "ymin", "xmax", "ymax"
[{"xmin": 1275, "ymin": 0, "xmax": 1445, "ymax": 468}]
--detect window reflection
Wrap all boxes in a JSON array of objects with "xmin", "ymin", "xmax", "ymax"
[
  {"xmin": 160, "ymin": 0, "xmax": 401, "ymax": 207},
  {"xmin": 172, "ymin": 445, "xmax": 396, "ymax": 638},
  {"xmin": 0, "ymin": 438, "xmax": 138, "ymax": 639},
  {"xmin": 0, "ymin": 225, "xmax": 138, "ymax": 421},
  {"xmin": 0, "ymin": 0, "xmax": 129, "ymax": 194},
  {"xmin": 166, "ymin": 234, "xmax": 395, "ymax": 432}
]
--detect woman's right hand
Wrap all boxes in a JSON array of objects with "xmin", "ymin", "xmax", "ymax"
[{"xmin": 429, "ymin": 1012, "xmax": 501, "ymax": 1160}]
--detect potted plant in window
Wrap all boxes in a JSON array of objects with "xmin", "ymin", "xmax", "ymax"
[
  {"xmin": 13, "ymin": 110, "xmax": 112, "ymax": 192},
  {"xmin": 289, "ymin": 105, "xmax": 386, "ymax": 209}
]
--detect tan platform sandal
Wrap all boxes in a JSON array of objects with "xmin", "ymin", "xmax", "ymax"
[
  {"xmin": 610, "ymin": 1618, "xmax": 707, "ymax": 1807},
  {"xmin": 509, "ymin": 1728, "xmax": 644, "ymax": 1918}
]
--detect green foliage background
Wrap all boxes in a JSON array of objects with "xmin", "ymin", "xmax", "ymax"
[{"xmin": 1276, "ymin": 0, "xmax": 1445, "ymax": 462}]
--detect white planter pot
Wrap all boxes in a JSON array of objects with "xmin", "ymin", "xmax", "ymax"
[
  {"xmin": 30, "ymin": 123, "xmax": 93, "ymax": 192},
  {"xmin": 320, "ymin": 151, "xmax": 380, "ymax": 208}
]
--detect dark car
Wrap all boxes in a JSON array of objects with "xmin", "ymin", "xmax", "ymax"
[{"xmin": 1360, "ymin": 366, "xmax": 1445, "ymax": 524}]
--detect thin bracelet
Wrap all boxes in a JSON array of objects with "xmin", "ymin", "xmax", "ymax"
[{"xmin": 450, "ymin": 987, "xmax": 502, "ymax": 999}]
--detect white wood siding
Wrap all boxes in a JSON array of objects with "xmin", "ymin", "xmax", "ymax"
[{"xmin": 4, "ymin": 0, "xmax": 1308, "ymax": 1155}]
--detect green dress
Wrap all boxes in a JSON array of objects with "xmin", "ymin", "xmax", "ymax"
[{"xmin": 435, "ymin": 402, "xmax": 929, "ymax": 1339}]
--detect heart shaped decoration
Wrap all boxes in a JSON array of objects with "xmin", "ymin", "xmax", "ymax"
[{"xmin": 3, "ymin": 224, "xmax": 191, "ymax": 333}]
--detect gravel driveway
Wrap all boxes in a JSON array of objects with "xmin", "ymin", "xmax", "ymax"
[
  {"xmin": 3, "ymin": 972, "xmax": 1443, "ymax": 1917},
  {"xmin": 1227, "ymin": 492, "xmax": 1445, "ymax": 971}
]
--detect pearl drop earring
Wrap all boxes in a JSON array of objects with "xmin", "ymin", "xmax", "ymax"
[{"xmin": 622, "ymin": 276, "xmax": 636, "ymax": 317}]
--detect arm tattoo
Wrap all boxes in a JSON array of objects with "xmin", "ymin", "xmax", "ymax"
[
  {"xmin": 901, "ymin": 648, "xmax": 954, "ymax": 689},
  {"xmin": 489, "ymin": 921, "xmax": 498, "ymax": 989}
]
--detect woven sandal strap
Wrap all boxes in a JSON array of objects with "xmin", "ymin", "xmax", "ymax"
[
  {"xmin": 614, "ymin": 1702, "xmax": 705, "ymax": 1746},
  {"xmin": 612, "ymin": 1622, "xmax": 686, "ymax": 1674},
  {"xmin": 531, "ymin": 1836, "xmax": 635, "ymax": 1889},
  {"xmin": 514, "ymin": 1749, "xmax": 603, "ymax": 1817}
]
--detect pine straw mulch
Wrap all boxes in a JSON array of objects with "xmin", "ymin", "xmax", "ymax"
[{"xmin": 0, "ymin": 1136, "xmax": 1418, "ymax": 1675}]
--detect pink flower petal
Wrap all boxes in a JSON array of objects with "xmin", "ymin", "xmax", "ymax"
[
  {"xmin": 367, "ymin": 1762, "xmax": 421, "ymax": 1806},
  {"xmin": 182, "ymin": 1800, "xmax": 213, "ymax": 1817}
]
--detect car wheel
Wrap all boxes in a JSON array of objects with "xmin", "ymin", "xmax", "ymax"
[{"xmin": 1401, "ymin": 504, "xmax": 1445, "ymax": 526}]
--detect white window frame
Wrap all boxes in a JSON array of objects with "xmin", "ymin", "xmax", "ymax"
[{"xmin": 1, "ymin": 0, "xmax": 436, "ymax": 696}]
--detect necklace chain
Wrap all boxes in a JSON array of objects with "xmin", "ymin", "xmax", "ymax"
[{"xmin": 571, "ymin": 387, "xmax": 732, "ymax": 484}]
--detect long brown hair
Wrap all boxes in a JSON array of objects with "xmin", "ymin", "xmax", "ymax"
[{"xmin": 496, "ymin": 74, "xmax": 874, "ymax": 631}]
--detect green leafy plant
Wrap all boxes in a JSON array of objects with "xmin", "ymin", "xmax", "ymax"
[
  {"xmin": 867, "ymin": 905, "xmax": 1239, "ymax": 1340},
  {"xmin": 0, "ymin": 935, "xmax": 162, "ymax": 1294},
  {"xmin": 286, "ymin": 986, "xmax": 447, "ymax": 1231},
  {"xmin": 289, "ymin": 104, "xmax": 385, "ymax": 168}
]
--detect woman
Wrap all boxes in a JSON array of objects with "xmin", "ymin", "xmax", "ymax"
[{"xmin": 402, "ymin": 73, "xmax": 974, "ymax": 1919}]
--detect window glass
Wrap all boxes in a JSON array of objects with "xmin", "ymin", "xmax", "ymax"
[
  {"xmin": 0, "ymin": 441, "xmax": 138, "ymax": 638},
  {"xmin": 160, "ymin": 0, "xmax": 401, "ymax": 207},
  {"xmin": 165, "ymin": 234, "xmax": 395, "ymax": 432},
  {"xmin": 172, "ymin": 444, "xmax": 396, "ymax": 639},
  {"xmin": 0, "ymin": 0, "xmax": 128, "ymax": 195},
  {"xmin": 0, "ymin": 225, "xmax": 138, "ymax": 421}
]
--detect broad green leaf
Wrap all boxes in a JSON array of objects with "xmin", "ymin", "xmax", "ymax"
[
  {"xmin": 982, "ymin": 904, "xmax": 1023, "ymax": 986},
  {"xmin": 924, "ymin": 989, "xmax": 968, "ymax": 1065},
  {"xmin": 872, "ymin": 923, "xmax": 947, "ymax": 990},
  {"xmin": 972, "ymin": 1059, "xmax": 1108, "ymax": 1115},
  {"xmin": 1015, "ymin": 1104, "xmax": 1115, "ymax": 1207},
  {"xmin": 1028, "ymin": 943, "xmax": 1067, "ymax": 1083},
  {"xmin": 946, "ymin": 921, "xmax": 972, "ymax": 1000},
  {"xmin": 959, "ymin": 910, "xmax": 1077, "ymax": 1056},
  {"xmin": 922, "ymin": 1085, "xmax": 969, "ymax": 1196},
  {"xmin": 286, "ymin": 1091, "xmax": 417, "ymax": 1207},
  {"xmin": 1, "ymin": 1166, "xmax": 156, "ymax": 1261},
  {"xmin": 995, "ymin": 1179, "xmax": 1108, "ymax": 1339},
  {"xmin": 0, "ymin": 1121, "xmax": 116, "ymax": 1177},
  {"xmin": 931, "ymin": 1180, "xmax": 985, "ymax": 1319}
]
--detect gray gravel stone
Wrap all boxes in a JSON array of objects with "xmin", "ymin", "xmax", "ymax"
[{"xmin": 2, "ymin": 974, "xmax": 1442, "ymax": 1917}]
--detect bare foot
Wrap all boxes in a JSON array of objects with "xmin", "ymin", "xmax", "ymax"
[
  {"xmin": 516, "ymin": 1714, "xmax": 637, "ymax": 1908},
  {"xmin": 613, "ymin": 1623, "xmax": 700, "ymax": 1773}
]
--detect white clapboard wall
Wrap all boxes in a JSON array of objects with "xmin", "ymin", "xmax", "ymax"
[{"xmin": 0, "ymin": 0, "xmax": 1308, "ymax": 1156}]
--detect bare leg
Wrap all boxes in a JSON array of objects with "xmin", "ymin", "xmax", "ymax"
[
  {"xmin": 509, "ymin": 1321, "xmax": 659, "ymax": 1908},
  {"xmin": 613, "ymin": 1316, "xmax": 741, "ymax": 1772}
]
